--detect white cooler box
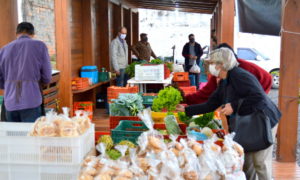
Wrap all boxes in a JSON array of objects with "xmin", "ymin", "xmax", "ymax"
[{"xmin": 135, "ymin": 64, "xmax": 164, "ymax": 81}]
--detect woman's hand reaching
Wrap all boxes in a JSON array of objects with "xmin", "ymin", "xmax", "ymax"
[
  {"xmin": 176, "ymin": 104, "xmax": 185, "ymax": 112},
  {"xmin": 220, "ymin": 103, "xmax": 233, "ymax": 116}
]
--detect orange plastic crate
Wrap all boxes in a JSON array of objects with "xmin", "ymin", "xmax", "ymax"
[
  {"xmin": 164, "ymin": 64, "xmax": 171, "ymax": 79},
  {"xmin": 73, "ymin": 101, "xmax": 93, "ymax": 120},
  {"xmin": 107, "ymin": 86, "xmax": 139, "ymax": 103},
  {"xmin": 179, "ymin": 86, "xmax": 197, "ymax": 95},
  {"xmin": 173, "ymin": 72, "xmax": 189, "ymax": 81},
  {"xmin": 174, "ymin": 80, "xmax": 190, "ymax": 87}
]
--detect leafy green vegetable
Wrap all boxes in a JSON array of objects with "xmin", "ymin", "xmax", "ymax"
[
  {"xmin": 164, "ymin": 115, "xmax": 183, "ymax": 135},
  {"xmin": 152, "ymin": 87, "xmax": 183, "ymax": 112},
  {"xmin": 125, "ymin": 60, "xmax": 148, "ymax": 78},
  {"xmin": 110, "ymin": 93, "xmax": 144, "ymax": 116},
  {"xmin": 178, "ymin": 112, "xmax": 193, "ymax": 125},
  {"xmin": 106, "ymin": 149, "xmax": 121, "ymax": 160},
  {"xmin": 150, "ymin": 59, "xmax": 164, "ymax": 64},
  {"xmin": 193, "ymin": 112, "xmax": 215, "ymax": 128}
]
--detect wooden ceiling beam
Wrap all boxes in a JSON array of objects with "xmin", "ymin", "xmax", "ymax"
[
  {"xmin": 131, "ymin": 2, "xmax": 216, "ymax": 8},
  {"xmin": 133, "ymin": 3, "xmax": 214, "ymax": 10},
  {"xmin": 136, "ymin": 5, "xmax": 213, "ymax": 14}
]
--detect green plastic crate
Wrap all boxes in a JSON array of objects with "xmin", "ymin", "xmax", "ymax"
[
  {"xmin": 0, "ymin": 96, "xmax": 3, "ymax": 105},
  {"xmin": 111, "ymin": 120, "xmax": 149, "ymax": 144},
  {"xmin": 142, "ymin": 95, "xmax": 157, "ymax": 105},
  {"xmin": 99, "ymin": 72, "xmax": 109, "ymax": 82}
]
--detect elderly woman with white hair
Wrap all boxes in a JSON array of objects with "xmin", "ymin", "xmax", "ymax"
[{"xmin": 176, "ymin": 47, "xmax": 281, "ymax": 180}]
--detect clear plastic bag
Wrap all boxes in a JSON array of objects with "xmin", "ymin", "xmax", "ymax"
[
  {"xmin": 189, "ymin": 61, "xmax": 201, "ymax": 74},
  {"xmin": 164, "ymin": 115, "xmax": 183, "ymax": 135}
]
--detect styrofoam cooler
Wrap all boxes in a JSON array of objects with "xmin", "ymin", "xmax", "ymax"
[
  {"xmin": 0, "ymin": 122, "xmax": 95, "ymax": 165},
  {"xmin": 135, "ymin": 64, "xmax": 164, "ymax": 81}
]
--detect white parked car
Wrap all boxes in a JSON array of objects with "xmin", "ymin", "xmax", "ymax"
[{"xmin": 237, "ymin": 48, "xmax": 280, "ymax": 89}]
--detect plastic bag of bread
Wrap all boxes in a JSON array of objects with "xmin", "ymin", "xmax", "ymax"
[
  {"xmin": 72, "ymin": 110, "xmax": 91, "ymax": 134},
  {"xmin": 198, "ymin": 136, "xmax": 225, "ymax": 179},
  {"xmin": 28, "ymin": 110, "xmax": 58, "ymax": 137},
  {"xmin": 128, "ymin": 148, "xmax": 145, "ymax": 178},
  {"xmin": 221, "ymin": 133, "xmax": 244, "ymax": 175},
  {"xmin": 58, "ymin": 107, "xmax": 80, "ymax": 137},
  {"xmin": 158, "ymin": 150, "xmax": 182, "ymax": 180},
  {"xmin": 225, "ymin": 171, "xmax": 246, "ymax": 180},
  {"xmin": 167, "ymin": 135, "xmax": 184, "ymax": 157},
  {"xmin": 146, "ymin": 158, "xmax": 161, "ymax": 180},
  {"xmin": 137, "ymin": 108, "xmax": 166, "ymax": 153},
  {"xmin": 179, "ymin": 140, "xmax": 201, "ymax": 180}
]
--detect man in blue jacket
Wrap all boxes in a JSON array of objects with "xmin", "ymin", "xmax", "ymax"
[{"xmin": 182, "ymin": 34, "xmax": 203, "ymax": 89}]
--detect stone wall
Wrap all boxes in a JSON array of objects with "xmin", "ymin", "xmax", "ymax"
[{"xmin": 22, "ymin": 0, "xmax": 56, "ymax": 58}]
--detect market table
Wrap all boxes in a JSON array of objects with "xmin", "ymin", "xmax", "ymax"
[{"xmin": 127, "ymin": 74, "xmax": 173, "ymax": 93}]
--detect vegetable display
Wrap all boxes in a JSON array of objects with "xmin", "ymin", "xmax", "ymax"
[
  {"xmin": 110, "ymin": 93, "xmax": 144, "ymax": 116},
  {"xmin": 178, "ymin": 111, "xmax": 222, "ymax": 129},
  {"xmin": 152, "ymin": 86, "xmax": 183, "ymax": 112}
]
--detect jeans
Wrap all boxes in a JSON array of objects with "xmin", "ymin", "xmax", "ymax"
[
  {"xmin": 6, "ymin": 106, "xmax": 42, "ymax": 123},
  {"xmin": 116, "ymin": 68, "xmax": 128, "ymax": 87},
  {"xmin": 185, "ymin": 65, "xmax": 200, "ymax": 90}
]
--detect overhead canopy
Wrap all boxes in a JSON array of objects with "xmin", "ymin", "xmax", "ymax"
[
  {"xmin": 237, "ymin": 0, "xmax": 282, "ymax": 36},
  {"xmin": 124, "ymin": 0, "xmax": 218, "ymax": 14}
]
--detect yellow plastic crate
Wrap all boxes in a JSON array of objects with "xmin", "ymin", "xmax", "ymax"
[{"xmin": 151, "ymin": 111, "xmax": 181, "ymax": 123}]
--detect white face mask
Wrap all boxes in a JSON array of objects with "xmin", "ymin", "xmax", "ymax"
[
  {"xmin": 120, "ymin": 34, "xmax": 126, "ymax": 39},
  {"xmin": 209, "ymin": 64, "xmax": 221, "ymax": 77}
]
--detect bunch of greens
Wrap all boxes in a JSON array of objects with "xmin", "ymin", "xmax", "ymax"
[
  {"xmin": 110, "ymin": 93, "xmax": 144, "ymax": 116},
  {"xmin": 150, "ymin": 59, "xmax": 164, "ymax": 64},
  {"xmin": 150, "ymin": 59, "xmax": 173, "ymax": 72},
  {"xmin": 125, "ymin": 61, "xmax": 144, "ymax": 78},
  {"xmin": 178, "ymin": 111, "xmax": 222, "ymax": 129},
  {"xmin": 152, "ymin": 86, "xmax": 183, "ymax": 112}
]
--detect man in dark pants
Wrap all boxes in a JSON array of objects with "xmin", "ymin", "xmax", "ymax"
[
  {"xmin": 0, "ymin": 22, "xmax": 52, "ymax": 122},
  {"xmin": 182, "ymin": 34, "xmax": 203, "ymax": 89}
]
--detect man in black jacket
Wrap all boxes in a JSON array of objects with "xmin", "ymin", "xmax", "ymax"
[{"xmin": 182, "ymin": 34, "xmax": 203, "ymax": 89}]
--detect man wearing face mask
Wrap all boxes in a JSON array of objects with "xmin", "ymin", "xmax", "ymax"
[
  {"xmin": 182, "ymin": 34, "xmax": 203, "ymax": 89},
  {"xmin": 131, "ymin": 33, "xmax": 157, "ymax": 61},
  {"xmin": 110, "ymin": 27, "xmax": 129, "ymax": 87}
]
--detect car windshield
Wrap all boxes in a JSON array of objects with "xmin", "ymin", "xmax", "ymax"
[{"xmin": 252, "ymin": 49, "xmax": 270, "ymax": 60}]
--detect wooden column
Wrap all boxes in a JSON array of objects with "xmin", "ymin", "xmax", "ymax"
[
  {"xmin": 220, "ymin": 0, "xmax": 234, "ymax": 47},
  {"xmin": 55, "ymin": 0, "xmax": 72, "ymax": 110},
  {"xmin": 97, "ymin": 0, "xmax": 111, "ymax": 70},
  {"xmin": 132, "ymin": 12, "xmax": 139, "ymax": 45},
  {"xmin": 123, "ymin": 7, "xmax": 132, "ymax": 63},
  {"xmin": 83, "ymin": 0, "xmax": 95, "ymax": 66},
  {"xmin": 0, "ymin": 0, "xmax": 18, "ymax": 48},
  {"xmin": 277, "ymin": 0, "xmax": 300, "ymax": 162},
  {"xmin": 112, "ymin": 3, "xmax": 122, "ymax": 40}
]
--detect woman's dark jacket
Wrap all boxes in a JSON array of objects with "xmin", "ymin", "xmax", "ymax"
[
  {"xmin": 185, "ymin": 67, "xmax": 281, "ymax": 128},
  {"xmin": 182, "ymin": 42, "xmax": 203, "ymax": 72}
]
